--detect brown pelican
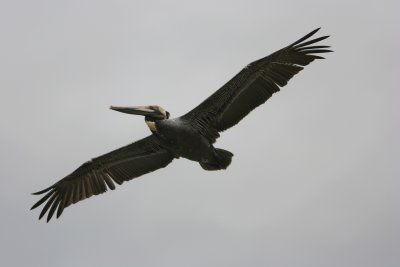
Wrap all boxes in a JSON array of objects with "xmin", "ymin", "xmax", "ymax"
[{"xmin": 31, "ymin": 28, "xmax": 331, "ymax": 221}]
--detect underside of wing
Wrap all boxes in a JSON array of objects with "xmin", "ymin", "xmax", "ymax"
[
  {"xmin": 181, "ymin": 28, "xmax": 332, "ymax": 141},
  {"xmin": 31, "ymin": 135, "xmax": 174, "ymax": 222}
]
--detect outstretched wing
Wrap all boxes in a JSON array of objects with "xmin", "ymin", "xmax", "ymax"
[
  {"xmin": 31, "ymin": 135, "xmax": 174, "ymax": 222},
  {"xmin": 181, "ymin": 28, "xmax": 332, "ymax": 142}
]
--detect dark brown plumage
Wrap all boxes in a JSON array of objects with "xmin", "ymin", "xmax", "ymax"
[{"xmin": 32, "ymin": 28, "xmax": 331, "ymax": 222}]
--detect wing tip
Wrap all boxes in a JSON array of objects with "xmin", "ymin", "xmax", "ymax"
[
  {"xmin": 32, "ymin": 185, "xmax": 54, "ymax": 195},
  {"xmin": 289, "ymin": 27, "xmax": 330, "ymax": 48},
  {"xmin": 312, "ymin": 27, "xmax": 322, "ymax": 34},
  {"xmin": 306, "ymin": 27, "xmax": 322, "ymax": 37}
]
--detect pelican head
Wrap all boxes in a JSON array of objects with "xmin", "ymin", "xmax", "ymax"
[
  {"xmin": 110, "ymin": 105, "xmax": 170, "ymax": 120},
  {"xmin": 110, "ymin": 105, "xmax": 170, "ymax": 132}
]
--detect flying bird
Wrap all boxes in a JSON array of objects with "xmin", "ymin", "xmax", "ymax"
[{"xmin": 31, "ymin": 28, "xmax": 332, "ymax": 222}]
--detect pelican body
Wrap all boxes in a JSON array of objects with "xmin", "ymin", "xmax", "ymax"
[
  {"xmin": 154, "ymin": 118, "xmax": 225, "ymax": 166},
  {"xmin": 32, "ymin": 28, "xmax": 332, "ymax": 221},
  {"xmin": 110, "ymin": 105, "xmax": 233, "ymax": 170}
]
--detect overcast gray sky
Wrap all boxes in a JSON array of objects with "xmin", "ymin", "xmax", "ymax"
[{"xmin": 1, "ymin": 0, "xmax": 399, "ymax": 266}]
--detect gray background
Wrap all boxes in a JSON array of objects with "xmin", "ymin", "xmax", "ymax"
[{"xmin": 1, "ymin": 0, "xmax": 399, "ymax": 266}]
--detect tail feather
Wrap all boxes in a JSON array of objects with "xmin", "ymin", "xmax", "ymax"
[{"xmin": 200, "ymin": 148, "xmax": 233, "ymax": 171}]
